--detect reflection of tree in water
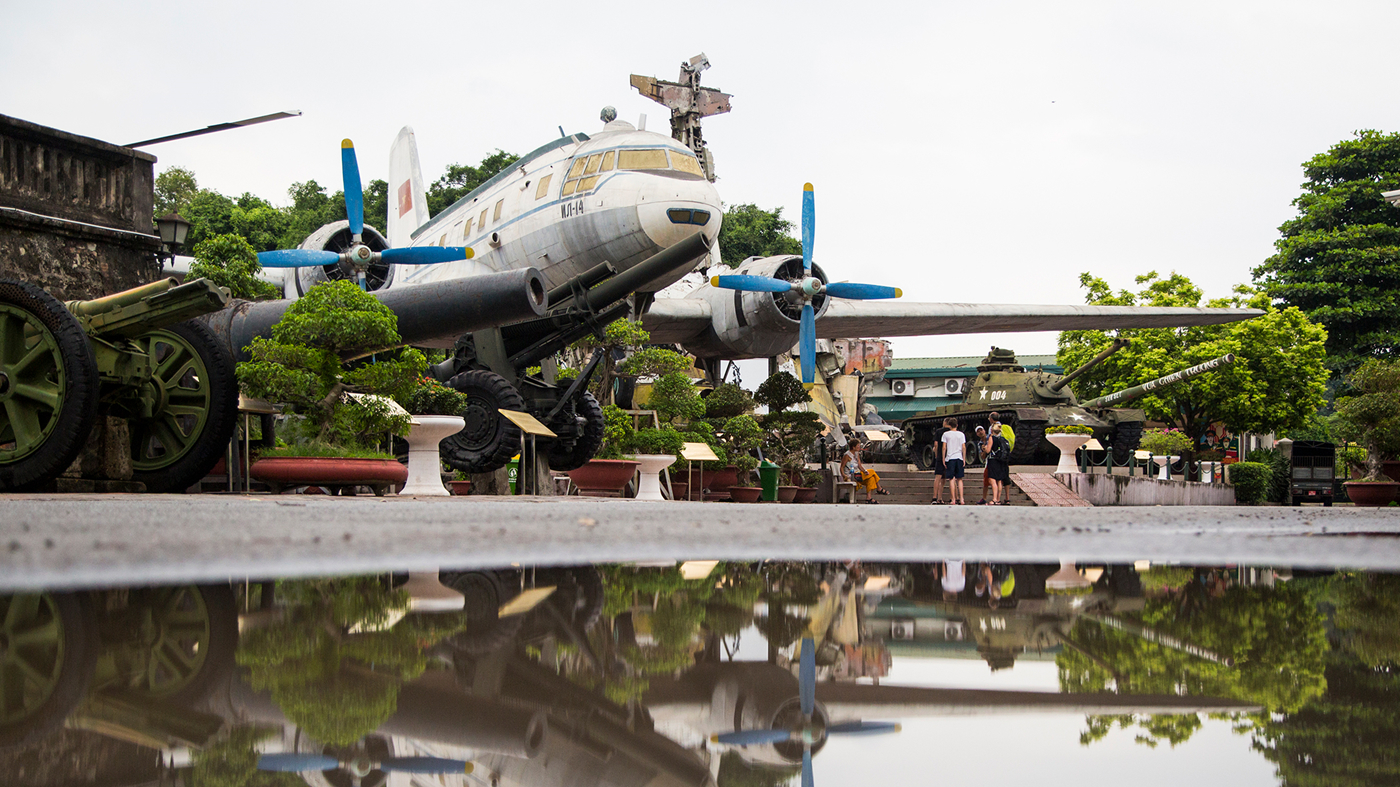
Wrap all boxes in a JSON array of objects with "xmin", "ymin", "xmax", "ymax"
[
  {"xmin": 1058, "ymin": 576, "xmax": 1327, "ymax": 748},
  {"xmin": 1332, "ymin": 573, "xmax": 1400, "ymax": 668},
  {"xmin": 235, "ymin": 578, "xmax": 463, "ymax": 746},
  {"xmin": 716, "ymin": 751, "xmax": 800, "ymax": 787},
  {"xmin": 188, "ymin": 726, "xmax": 300, "ymax": 787}
]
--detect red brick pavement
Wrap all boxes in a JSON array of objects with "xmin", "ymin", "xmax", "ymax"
[{"xmin": 1011, "ymin": 473, "xmax": 1094, "ymax": 507}]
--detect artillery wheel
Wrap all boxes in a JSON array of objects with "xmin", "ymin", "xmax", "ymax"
[
  {"xmin": 546, "ymin": 391, "xmax": 604, "ymax": 471},
  {"xmin": 120, "ymin": 585, "xmax": 237, "ymax": 705},
  {"xmin": 0, "ymin": 592, "xmax": 98, "ymax": 749},
  {"xmin": 128, "ymin": 320, "xmax": 238, "ymax": 493},
  {"xmin": 441, "ymin": 370, "xmax": 524, "ymax": 474},
  {"xmin": 1109, "ymin": 421, "xmax": 1144, "ymax": 467},
  {"xmin": 912, "ymin": 441, "xmax": 938, "ymax": 471},
  {"xmin": 0, "ymin": 280, "xmax": 99, "ymax": 492}
]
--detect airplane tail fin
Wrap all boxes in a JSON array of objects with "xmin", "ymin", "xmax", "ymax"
[{"xmin": 387, "ymin": 126, "xmax": 431, "ymax": 247}]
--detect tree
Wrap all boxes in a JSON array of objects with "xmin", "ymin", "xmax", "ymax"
[
  {"xmin": 188, "ymin": 234, "xmax": 281, "ymax": 300},
  {"xmin": 426, "ymin": 151, "xmax": 520, "ymax": 216},
  {"xmin": 1056, "ymin": 272, "xmax": 1329, "ymax": 446},
  {"xmin": 1254, "ymin": 130, "xmax": 1400, "ymax": 375},
  {"xmin": 155, "ymin": 166, "xmax": 200, "ymax": 217},
  {"xmin": 753, "ymin": 371, "xmax": 809, "ymax": 413},
  {"xmin": 1333, "ymin": 359, "xmax": 1400, "ymax": 481},
  {"xmin": 718, "ymin": 204, "xmax": 802, "ymax": 263}
]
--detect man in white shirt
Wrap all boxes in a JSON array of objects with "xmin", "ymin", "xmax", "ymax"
[{"xmin": 940, "ymin": 417, "xmax": 967, "ymax": 505}]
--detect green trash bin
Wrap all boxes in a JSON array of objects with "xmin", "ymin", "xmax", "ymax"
[
  {"xmin": 758, "ymin": 458, "xmax": 781, "ymax": 502},
  {"xmin": 507, "ymin": 455, "xmax": 520, "ymax": 495}
]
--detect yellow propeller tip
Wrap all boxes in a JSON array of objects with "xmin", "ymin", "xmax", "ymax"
[
  {"xmin": 894, "ymin": 724, "xmax": 903, "ymax": 733},
  {"xmin": 803, "ymin": 382, "xmax": 817, "ymax": 391},
  {"xmin": 710, "ymin": 735, "xmax": 721, "ymax": 743},
  {"xmin": 341, "ymin": 139, "xmax": 354, "ymax": 149},
  {"xmin": 894, "ymin": 288, "xmax": 903, "ymax": 298},
  {"xmin": 463, "ymin": 247, "xmax": 474, "ymax": 259},
  {"xmin": 464, "ymin": 763, "xmax": 475, "ymax": 774},
  {"xmin": 803, "ymin": 182, "xmax": 814, "ymax": 192},
  {"xmin": 709, "ymin": 276, "xmax": 721, "ymax": 287}
]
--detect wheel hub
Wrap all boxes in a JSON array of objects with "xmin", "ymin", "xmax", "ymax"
[{"xmin": 0, "ymin": 369, "xmax": 10, "ymax": 398}]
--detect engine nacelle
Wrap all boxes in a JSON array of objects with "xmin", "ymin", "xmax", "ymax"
[
  {"xmin": 286, "ymin": 220, "xmax": 394, "ymax": 297},
  {"xmin": 680, "ymin": 255, "xmax": 831, "ymax": 359}
]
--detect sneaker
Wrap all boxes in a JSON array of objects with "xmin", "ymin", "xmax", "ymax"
[{"xmin": 976, "ymin": 499, "xmax": 987, "ymax": 505}]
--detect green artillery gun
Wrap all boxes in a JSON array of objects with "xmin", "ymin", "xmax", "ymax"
[{"xmin": 0, "ymin": 277, "xmax": 235, "ymax": 492}]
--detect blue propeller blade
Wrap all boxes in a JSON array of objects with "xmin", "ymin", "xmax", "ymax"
[
  {"xmin": 257, "ymin": 754, "xmax": 341, "ymax": 772},
  {"xmin": 799, "ymin": 305, "xmax": 816, "ymax": 387},
  {"xmin": 381, "ymin": 246, "xmax": 474, "ymax": 265},
  {"xmin": 713, "ymin": 728, "xmax": 795, "ymax": 746},
  {"xmin": 801, "ymin": 748, "xmax": 814, "ymax": 787},
  {"xmin": 799, "ymin": 636, "xmax": 817, "ymax": 716},
  {"xmin": 801, "ymin": 183, "xmax": 815, "ymax": 273},
  {"xmin": 827, "ymin": 720, "xmax": 902, "ymax": 735},
  {"xmin": 257, "ymin": 249, "xmax": 341, "ymax": 268},
  {"xmin": 710, "ymin": 275, "xmax": 795, "ymax": 293},
  {"xmin": 380, "ymin": 757, "xmax": 473, "ymax": 774},
  {"xmin": 823, "ymin": 282, "xmax": 902, "ymax": 300},
  {"xmin": 342, "ymin": 139, "xmax": 364, "ymax": 237}
]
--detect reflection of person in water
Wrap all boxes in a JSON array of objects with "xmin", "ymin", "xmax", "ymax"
[{"xmin": 941, "ymin": 560, "xmax": 967, "ymax": 602}]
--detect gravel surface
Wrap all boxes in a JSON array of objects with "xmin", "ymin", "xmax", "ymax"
[{"xmin": 1, "ymin": 494, "xmax": 1398, "ymax": 591}]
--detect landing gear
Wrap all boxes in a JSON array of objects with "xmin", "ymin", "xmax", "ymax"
[
  {"xmin": 126, "ymin": 320, "xmax": 239, "ymax": 493},
  {"xmin": 441, "ymin": 370, "xmax": 525, "ymax": 474},
  {"xmin": 0, "ymin": 280, "xmax": 99, "ymax": 492},
  {"xmin": 546, "ymin": 391, "xmax": 605, "ymax": 471}
]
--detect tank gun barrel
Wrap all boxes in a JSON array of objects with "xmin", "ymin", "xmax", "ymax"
[
  {"xmin": 1081, "ymin": 353, "xmax": 1235, "ymax": 408},
  {"xmin": 1049, "ymin": 337, "xmax": 1129, "ymax": 392}
]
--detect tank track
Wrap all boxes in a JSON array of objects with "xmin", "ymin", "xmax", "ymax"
[
  {"xmin": 1003, "ymin": 415, "xmax": 1046, "ymax": 464},
  {"xmin": 1110, "ymin": 421, "xmax": 1144, "ymax": 466}
]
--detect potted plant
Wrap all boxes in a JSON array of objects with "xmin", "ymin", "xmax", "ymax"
[
  {"xmin": 1045, "ymin": 424, "xmax": 1094, "ymax": 474},
  {"xmin": 793, "ymin": 469, "xmax": 823, "ymax": 503},
  {"xmin": 1138, "ymin": 427, "xmax": 1194, "ymax": 480},
  {"xmin": 755, "ymin": 372, "xmax": 823, "ymax": 504},
  {"xmin": 1335, "ymin": 359, "xmax": 1400, "ymax": 506},
  {"xmin": 718, "ymin": 415, "xmax": 764, "ymax": 502},
  {"xmin": 448, "ymin": 470, "xmax": 473, "ymax": 496},
  {"xmin": 237, "ymin": 281, "xmax": 423, "ymax": 495},
  {"xmin": 396, "ymin": 377, "xmax": 469, "ymax": 496},
  {"xmin": 626, "ymin": 356, "xmax": 705, "ymax": 500},
  {"xmin": 567, "ymin": 405, "xmax": 640, "ymax": 496}
]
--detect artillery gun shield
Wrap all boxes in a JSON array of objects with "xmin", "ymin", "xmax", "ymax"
[
  {"xmin": 126, "ymin": 319, "xmax": 239, "ymax": 493},
  {"xmin": 0, "ymin": 279, "xmax": 100, "ymax": 491}
]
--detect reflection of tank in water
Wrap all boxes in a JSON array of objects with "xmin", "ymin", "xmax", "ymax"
[{"xmin": 900, "ymin": 345, "xmax": 1235, "ymax": 467}]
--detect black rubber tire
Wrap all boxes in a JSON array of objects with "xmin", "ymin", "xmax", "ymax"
[
  {"xmin": 912, "ymin": 442, "xmax": 938, "ymax": 471},
  {"xmin": 1109, "ymin": 421, "xmax": 1144, "ymax": 467},
  {"xmin": 518, "ymin": 567, "xmax": 604, "ymax": 643},
  {"xmin": 441, "ymin": 570, "xmax": 524, "ymax": 656},
  {"xmin": 0, "ymin": 280, "xmax": 99, "ymax": 492},
  {"xmin": 0, "ymin": 592, "xmax": 98, "ymax": 749},
  {"xmin": 441, "ymin": 370, "xmax": 524, "ymax": 474},
  {"xmin": 573, "ymin": 565, "xmax": 605, "ymax": 632},
  {"xmin": 547, "ymin": 391, "xmax": 604, "ymax": 471},
  {"xmin": 129, "ymin": 320, "xmax": 239, "ymax": 493}
]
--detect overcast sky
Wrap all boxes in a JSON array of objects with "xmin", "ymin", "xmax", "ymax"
[{"xmin": 7, "ymin": 0, "xmax": 1399, "ymax": 364}]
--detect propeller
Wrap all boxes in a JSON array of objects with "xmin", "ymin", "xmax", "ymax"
[
  {"xmin": 256, "ymin": 139, "xmax": 474, "ymax": 288},
  {"xmin": 258, "ymin": 752, "xmax": 473, "ymax": 784},
  {"xmin": 709, "ymin": 184, "xmax": 900, "ymax": 386},
  {"xmin": 710, "ymin": 636, "xmax": 900, "ymax": 787}
]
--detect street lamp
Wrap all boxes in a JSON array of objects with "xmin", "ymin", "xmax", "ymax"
[{"xmin": 155, "ymin": 212, "xmax": 191, "ymax": 265}]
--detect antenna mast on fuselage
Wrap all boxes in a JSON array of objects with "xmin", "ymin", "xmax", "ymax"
[{"xmin": 629, "ymin": 53, "xmax": 732, "ymax": 181}]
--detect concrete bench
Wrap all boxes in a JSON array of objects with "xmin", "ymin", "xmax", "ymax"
[{"xmin": 834, "ymin": 480, "xmax": 858, "ymax": 503}]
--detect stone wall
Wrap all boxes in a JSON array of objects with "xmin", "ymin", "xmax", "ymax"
[
  {"xmin": 1064, "ymin": 471, "xmax": 1237, "ymax": 506},
  {"xmin": 0, "ymin": 113, "xmax": 161, "ymax": 299}
]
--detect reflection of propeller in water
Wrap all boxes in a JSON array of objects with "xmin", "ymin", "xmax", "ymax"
[
  {"xmin": 709, "ymin": 184, "xmax": 901, "ymax": 387},
  {"xmin": 256, "ymin": 140, "xmax": 474, "ymax": 288},
  {"xmin": 258, "ymin": 752, "xmax": 473, "ymax": 783},
  {"xmin": 711, "ymin": 636, "xmax": 900, "ymax": 787}
]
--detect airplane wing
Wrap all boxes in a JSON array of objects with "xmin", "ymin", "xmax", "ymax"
[
  {"xmin": 814, "ymin": 683, "xmax": 1261, "ymax": 719},
  {"xmin": 813, "ymin": 302, "xmax": 1264, "ymax": 339},
  {"xmin": 641, "ymin": 298, "xmax": 713, "ymax": 343}
]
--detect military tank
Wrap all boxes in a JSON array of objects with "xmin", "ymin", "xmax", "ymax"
[{"xmin": 899, "ymin": 344, "xmax": 1235, "ymax": 468}]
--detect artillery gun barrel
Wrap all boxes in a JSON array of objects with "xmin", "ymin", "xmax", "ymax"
[
  {"xmin": 583, "ymin": 231, "xmax": 710, "ymax": 311},
  {"xmin": 1049, "ymin": 337, "xmax": 1129, "ymax": 392},
  {"xmin": 1085, "ymin": 612, "xmax": 1235, "ymax": 666},
  {"xmin": 67, "ymin": 278, "xmax": 231, "ymax": 338},
  {"xmin": 1081, "ymin": 353, "xmax": 1236, "ymax": 408},
  {"xmin": 66, "ymin": 278, "xmax": 179, "ymax": 316},
  {"xmin": 546, "ymin": 260, "xmax": 616, "ymax": 308},
  {"xmin": 200, "ymin": 267, "xmax": 548, "ymax": 361}
]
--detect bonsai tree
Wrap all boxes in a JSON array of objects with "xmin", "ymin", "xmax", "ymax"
[
  {"xmin": 1139, "ymin": 428, "xmax": 1194, "ymax": 457},
  {"xmin": 236, "ymin": 280, "xmax": 425, "ymax": 455},
  {"xmin": 397, "ymin": 376, "xmax": 469, "ymax": 416},
  {"xmin": 1335, "ymin": 359, "xmax": 1400, "ymax": 481},
  {"xmin": 755, "ymin": 372, "xmax": 823, "ymax": 484},
  {"xmin": 704, "ymin": 382, "xmax": 756, "ymax": 420},
  {"xmin": 567, "ymin": 318, "xmax": 651, "ymax": 404},
  {"xmin": 717, "ymin": 414, "xmax": 763, "ymax": 485},
  {"xmin": 753, "ymin": 371, "xmax": 810, "ymax": 414}
]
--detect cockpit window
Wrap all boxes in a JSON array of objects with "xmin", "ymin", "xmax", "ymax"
[
  {"xmin": 601, "ymin": 151, "xmax": 615, "ymax": 171},
  {"xmin": 567, "ymin": 158, "xmax": 588, "ymax": 179},
  {"xmin": 670, "ymin": 152, "xmax": 704, "ymax": 178},
  {"xmin": 584, "ymin": 154, "xmax": 603, "ymax": 175},
  {"xmin": 617, "ymin": 149, "xmax": 670, "ymax": 170}
]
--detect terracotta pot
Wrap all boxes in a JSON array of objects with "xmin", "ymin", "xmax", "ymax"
[
  {"xmin": 700, "ymin": 466, "xmax": 740, "ymax": 494},
  {"xmin": 669, "ymin": 482, "xmax": 690, "ymax": 501},
  {"xmin": 1383, "ymin": 460, "xmax": 1400, "ymax": 483},
  {"xmin": 793, "ymin": 487, "xmax": 818, "ymax": 504},
  {"xmin": 704, "ymin": 492, "xmax": 731, "ymax": 502},
  {"xmin": 776, "ymin": 485, "xmax": 800, "ymax": 503},
  {"xmin": 449, "ymin": 480, "xmax": 473, "ymax": 495},
  {"xmin": 250, "ymin": 456, "xmax": 409, "ymax": 497},
  {"xmin": 567, "ymin": 459, "xmax": 640, "ymax": 495},
  {"xmin": 728, "ymin": 486, "xmax": 762, "ymax": 503},
  {"xmin": 1343, "ymin": 481, "xmax": 1400, "ymax": 507}
]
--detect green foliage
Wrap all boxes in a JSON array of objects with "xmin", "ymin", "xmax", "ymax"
[
  {"xmin": 719, "ymin": 415, "xmax": 763, "ymax": 477},
  {"xmin": 703, "ymin": 382, "xmax": 754, "ymax": 419},
  {"xmin": 717, "ymin": 751, "xmax": 801, "ymax": 787},
  {"xmin": 718, "ymin": 204, "xmax": 803, "ymax": 263},
  {"xmin": 188, "ymin": 234, "xmax": 281, "ymax": 300},
  {"xmin": 1247, "ymin": 447, "xmax": 1291, "ymax": 503},
  {"xmin": 1046, "ymin": 424, "xmax": 1094, "ymax": 435},
  {"xmin": 759, "ymin": 410, "xmax": 823, "ymax": 473},
  {"xmin": 1334, "ymin": 359, "xmax": 1400, "ymax": 480},
  {"xmin": 1338, "ymin": 443, "xmax": 1368, "ymax": 477},
  {"xmin": 1230, "ymin": 461, "xmax": 1272, "ymax": 504},
  {"xmin": 1333, "ymin": 572, "xmax": 1400, "ymax": 667},
  {"xmin": 426, "ymin": 150, "xmax": 520, "ymax": 216},
  {"xmin": 1253, "ymin": 130, "xmax": 1400, "ymax": 375},
  {"xmin": 627, "ymin": 425, "xmax": 685, "ymax": 469},
  {"xmin": 155, "ymin": 166, "xmax": 200, "ymax": 217},
  {"xmin": 236, "ymin": 281, "xmax": 423, "ymax": 449},
  {"xmin": 1058, "ymin": 272, "xmax": 1329, "ymax": 445},
  {"xmin": 647, "ymin": 372, "xmax": 705, "ymax": 423},
  {"xmin": 261, "ymin": 443, "xmax": 395, "ymax": 460},
  {"xmin": 617, "ymin": 347, "xmax": 694, "ymax": 377},
  {"xmin": 753, "ymin": 371, "xmax": 809, "ymax": 413},
  {"xmin": 399, "ymin": 376, "xmax": 469, "ymax": 416},
  {"xmin": 1138, "ymin": 428, "xmax": 1194, "ymax": 456},
  {"xmin": 188, "ymin": 725, "xmax": 301, "ymax": 787},
  {"xmin": 596, "ymin": 404, "xmax": 635, "ymax": 460}
]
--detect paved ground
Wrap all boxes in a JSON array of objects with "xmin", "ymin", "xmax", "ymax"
[{"xmin": 1, "ymin": 494, "xmax": 1397, "ymax": 591}]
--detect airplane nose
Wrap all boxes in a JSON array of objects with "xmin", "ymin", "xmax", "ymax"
[{"xmin": 638, "ymin": 177, "xmax": 722, "ymax": 250}]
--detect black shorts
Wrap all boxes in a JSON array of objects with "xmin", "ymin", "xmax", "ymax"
[
  {"xmin": 934, "ymin": 459, "xmax": 946, "ymax": 477},
  {"xmin": 986, "ymin": 458, "xmax": 1010, "ymax": 482},
  {"xmin": 944, "ymin": 458, "xmax": 965, "ymax": 479}
]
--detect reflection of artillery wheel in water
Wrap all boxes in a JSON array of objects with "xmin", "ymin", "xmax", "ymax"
[
  {"xmin": 100, "ymin": 584, "xmax": 239, "ymax": 705},
  {"xmin": 0, "ymin": 277, "xmax": 233, "ymax": 492},
  {"xmin": 0, "ymin": 592, "xmax": 99, "ymax": 749}
]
